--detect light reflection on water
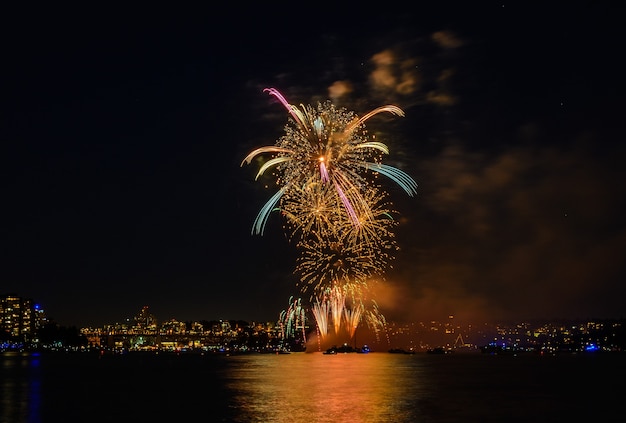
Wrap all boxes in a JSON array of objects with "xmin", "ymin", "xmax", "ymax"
[
  {"xmin": 1, "ymin": 352, "xmax": 41, "ymax": 423},
  {"xmin": 224, "ymin": 353, "xmax": 426, "ymax": 422}
]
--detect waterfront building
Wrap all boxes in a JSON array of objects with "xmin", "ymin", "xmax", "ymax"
[{"xmin": 0, "ymin": 293, "xmax": 47, "ymax": 340}]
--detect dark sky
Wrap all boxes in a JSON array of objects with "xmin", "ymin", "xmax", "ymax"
[{"xmin": 2, "ymin": 3, "xmax": 625, "ymax": 328}]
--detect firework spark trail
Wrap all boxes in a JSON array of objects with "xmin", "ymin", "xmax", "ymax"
[
  {"xmin": 279, "ymin": 296, "xmax": 307, "ymax": 343},
  {"xmin": 251, "ymin": 187, "xmax": 286, "ymax": 236},
  {"xmin": 344, "ymin": 303, "xmax": 363, "ymax": 340},
  {"xmin": 311, "ymin": 298, "xmax": 329, "ymax": 339},
  {"xmin": 364, "ymin": 163, "xmax": 418, "ymax": 196},
  {"xmin": 329, "ymin": 286, "xmax": 345, "ymax": 336}
]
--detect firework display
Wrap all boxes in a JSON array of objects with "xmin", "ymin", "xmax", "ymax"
[
  {"xmin": 242, "ymin": 88, "xmax": 416, "ymax": 347},
  {"xmin": 279, "ymin": 296, "xmax": 307, "ymax": 342}
]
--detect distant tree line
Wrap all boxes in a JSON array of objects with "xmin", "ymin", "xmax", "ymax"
[{"xmin": 1, "ymin": 321, "xmax": 88, "ymax": 348}]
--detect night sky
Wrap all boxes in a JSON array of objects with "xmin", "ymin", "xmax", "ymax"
[{"xmin": 2, "ymin": 3, "xmax": 625, "ymax": 328}]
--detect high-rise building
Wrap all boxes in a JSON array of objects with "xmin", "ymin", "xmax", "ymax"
[
  {"xmin": 133, "ymin": 305, "xmax": 158, "ymax": 332},
  {"xmin": 0, "ymin": 293, "xmax": 47, "ymax": 339}
]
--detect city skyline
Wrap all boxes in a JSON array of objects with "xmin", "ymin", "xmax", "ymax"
[
  {"xmin": 3, "ymin": 291, "xmax": 623, "ymax": 332},
  {"xmin": 4, "ymin": 292, "xmax": 625, "ymax": 356},
  {"xmin": 2, "ymin": 4, "xmax": 625, "ymax": 328}
]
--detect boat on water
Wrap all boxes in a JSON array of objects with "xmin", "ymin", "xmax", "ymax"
[
  {"xmin": 323, "ymin": 343, "xmax": 370, "ymax": 354},
  {"xmin": 388, "ymin": 348, "xmax": 416, "ymax": 355},
  {"xmin": 426, "ymin": 347, "xmax": 454, "ymax": 354}
]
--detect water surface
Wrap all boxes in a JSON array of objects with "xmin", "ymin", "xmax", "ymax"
[{"xmin": 1, "ymin": 351, "xmax": 622, "ymax": 422}]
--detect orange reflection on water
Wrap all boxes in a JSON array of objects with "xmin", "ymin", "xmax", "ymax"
[{"xmin": 225, "ymin": 352, "xmax": 425, "ymax": 422}]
